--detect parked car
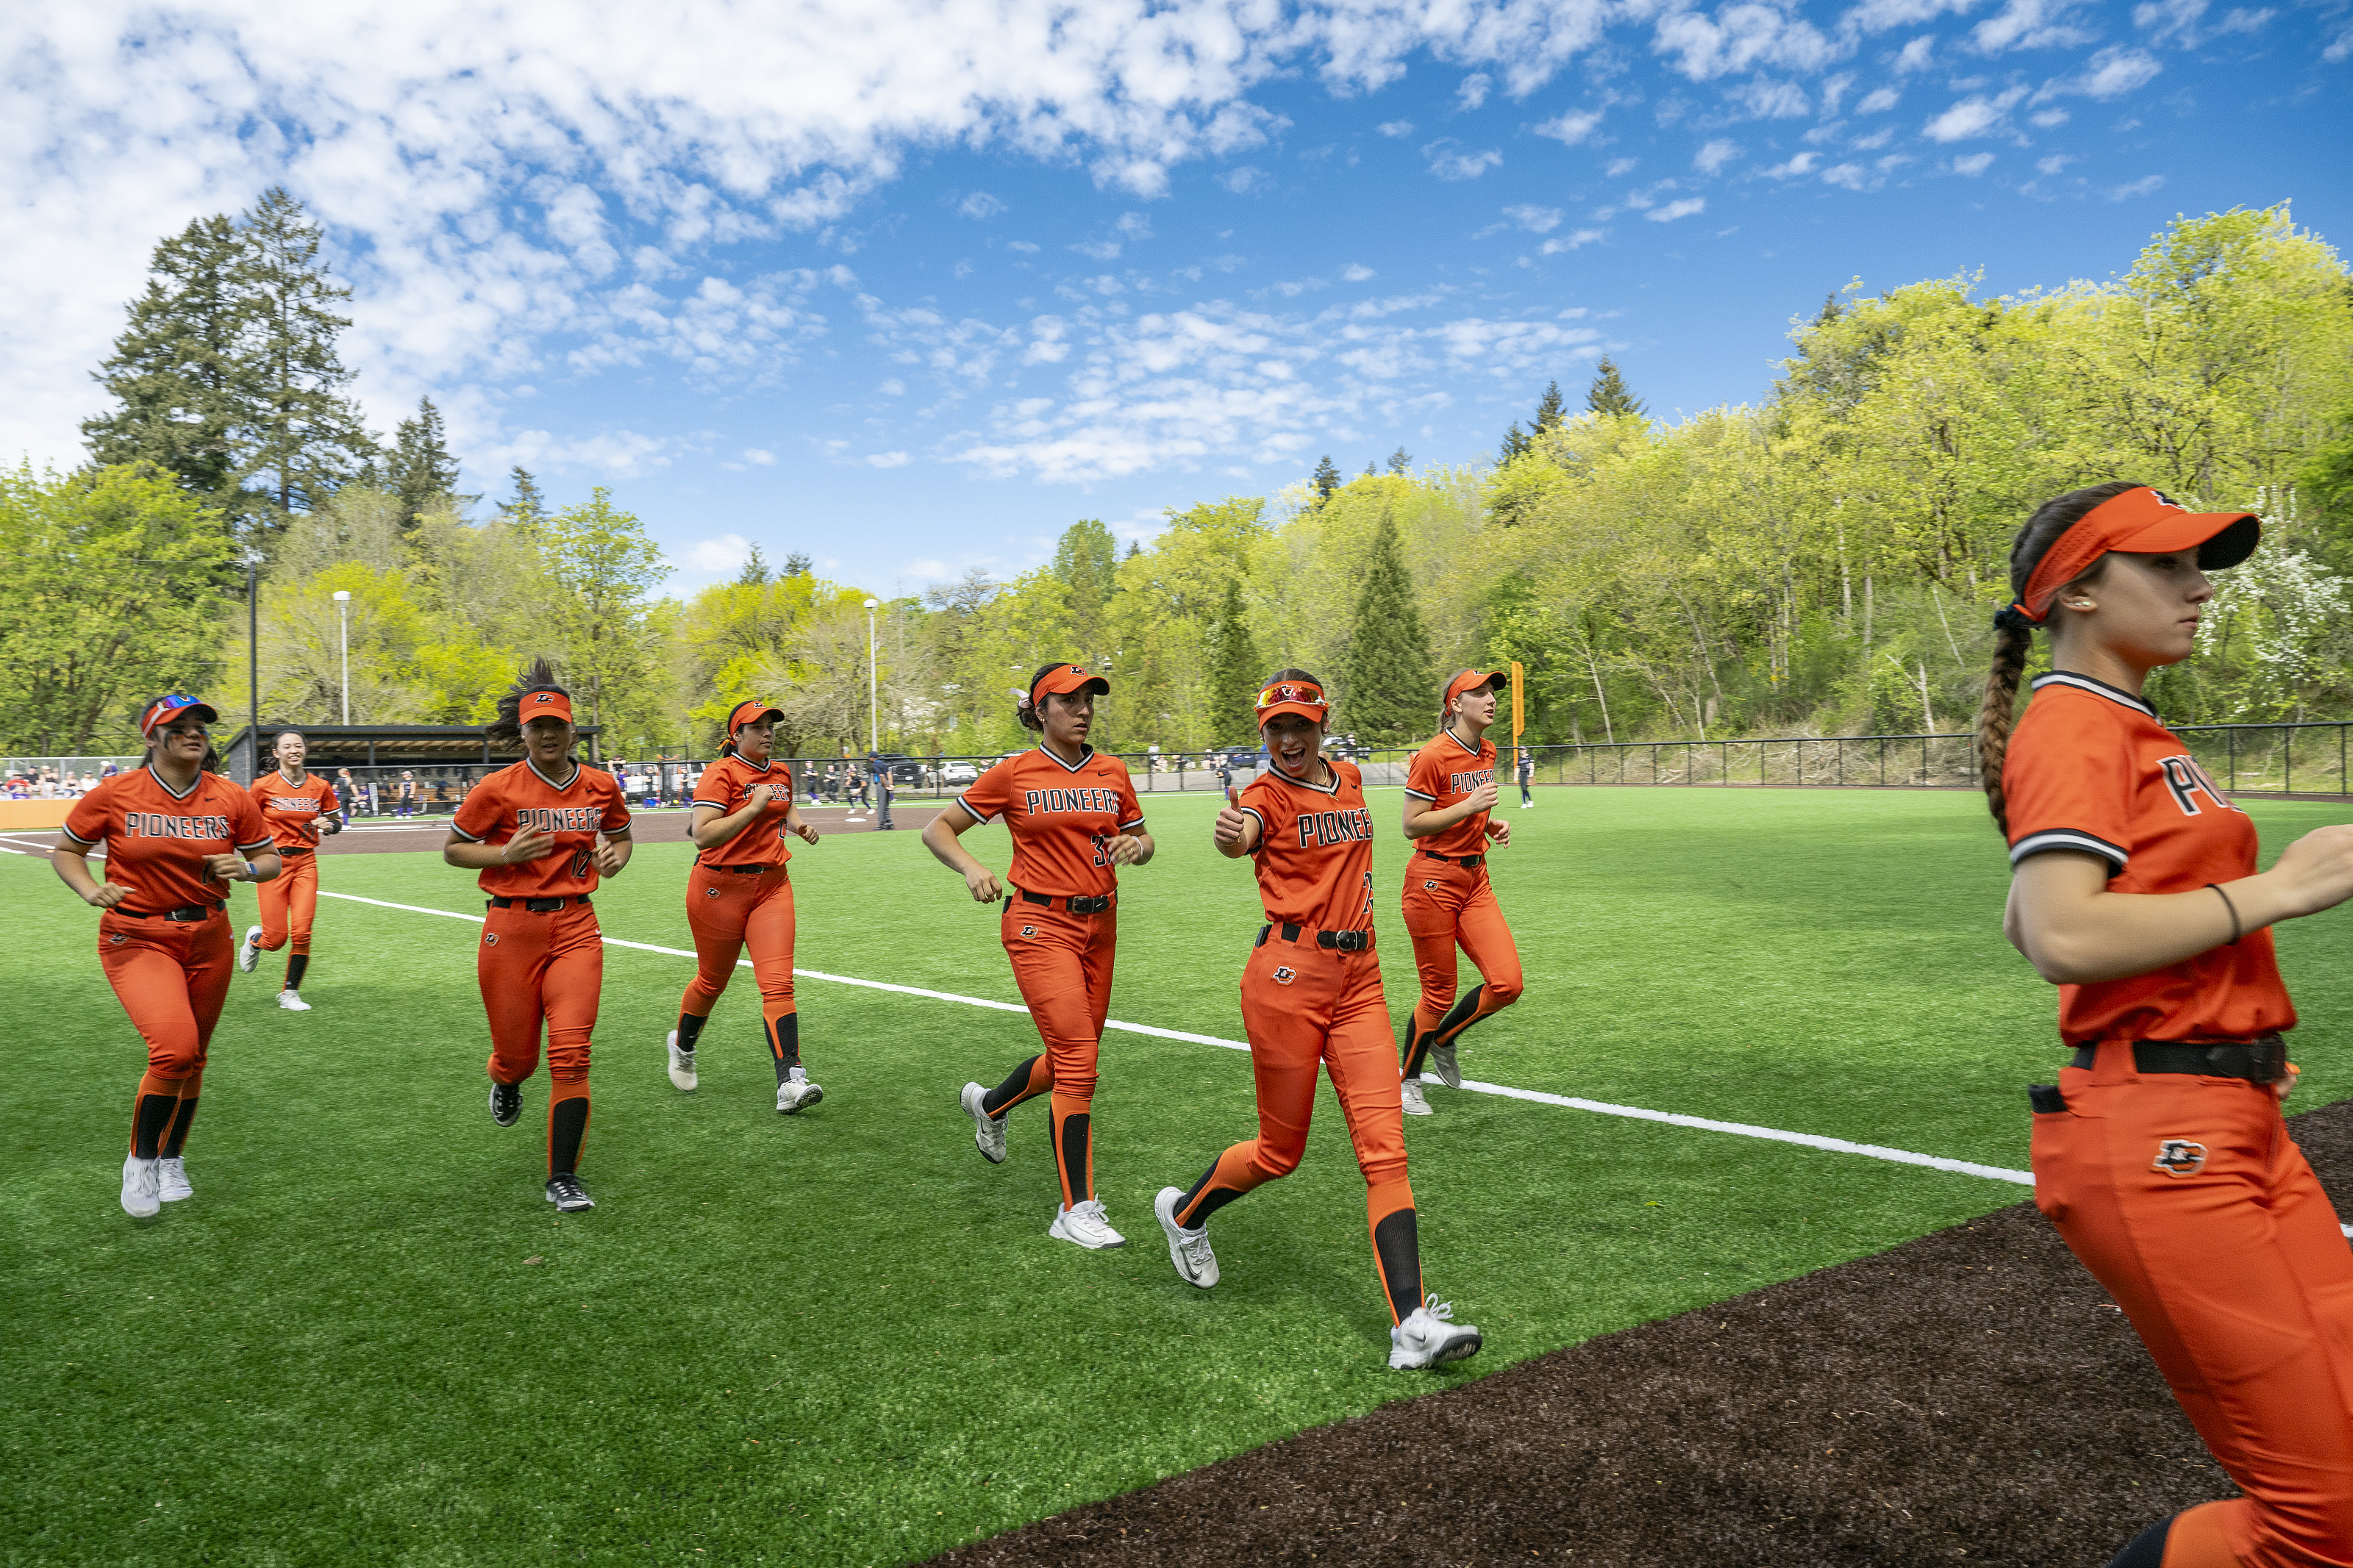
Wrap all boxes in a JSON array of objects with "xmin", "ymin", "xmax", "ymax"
[{"xmin": 940, "ymin": 759, "xmax": 978, "ymax": 786}]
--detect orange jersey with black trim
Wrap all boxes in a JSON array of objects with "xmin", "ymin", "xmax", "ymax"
[
  {"xmin": 1404, "ymin": 729, "xmax": 1497, "ymax": 858},
  {"xmin": 1238, "ymin": 759, "xmax": 1378, "ymax": 932},
  {"xmin": 450, "ymin": 758, "xmax": 633, "ymax": 901},
  {"xmin": 955, "ymin": 745, "xmax": 1145, "ymax": 898},
  {"xmin": 2005, "ymin": 671, "xmax": 2293, "ymax": 1043},
  {"xmin": 690, "ymin": 754, "xmax": 796, "ymax": 869},
  {"xmin": 249, "ymin": 769, "xmax": 341, "ymax": 849},
  {"xmin": 63, "ymin": 765, "xmax": 273, "ymax": 913}
]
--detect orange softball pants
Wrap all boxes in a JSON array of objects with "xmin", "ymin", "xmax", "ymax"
[
  {"xmin": 979, "ymin": 898, "xmax": 1115, "ymax": 1209},
  {"xmin": 479, "ymin": 900, "xmax": 601, "ymax": 1176},
  {"xmin": 101, "ymin": 907, "xmax": 232, "ymax": 1158},
  {"xmin": 2035, "ymin": 1045, "xmax": 2353, "ymax": 1568},
  {"xmin": 254, "ymin": 847, "xmax": 318, "ymax": 954},
  {"xmin": 677, "ymin": 863, "xmax": 798, "ymax": 1076},
  {"xmin": 1171, "ymin": 934, "xmax": 1423, "ymax": 1324},
  {"xmin": 1399, "ymin": 856, "xmax": 1523, "ymax": 1077}
]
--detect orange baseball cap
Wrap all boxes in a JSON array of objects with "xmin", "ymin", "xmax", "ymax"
[
  {"xmin": 1444, "ymin": 669, "xmax": 1509, "ymax": 707},
  {"xmin": 2015, "ymin": 487, "xmax": 2260, "ymax": 623},
  {"xmin": 521, "ymin": 689, "xmax": 575, "ymax": 724},
  {"xmin": 1031, "ymin": 664, "xmax": 1110, "ymax": 704},
  {"xmin": 138, "ymin": 695, "xmax": 218, "ymax": 736},
  {"xmin": 727, "ymin": 699, "xmax": 786, "ymax": 731},
  {"xmin": 1255, "ymin": 678, "xmax": 1331, "ymax": 728}
]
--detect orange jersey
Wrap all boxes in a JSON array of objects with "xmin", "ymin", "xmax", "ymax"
[
  {"xmin": 1404, "ymin": 729, "xmax": 1497, "ymax": 858},
  {"xmin": 689, "ymin": 754, "xmax": 796, "ymax": 869},
  {"xmin": 955, "ymin": 745, "xmax": 1145, "ymax": 899},
  {"xmin": 249, "ymin": 769, "xmax": 342, "ymax": 849},
  {"xmin": 1238, "ymin": 759, "xmax": 1378, "ymax": 932},
  {"xmin": 450, "ymin": 758, "xmax": 633, "ymax": 901},
  {"xmin": 2005, "ymin": 671, "xmax": 2293, "ymax": 1043},
  {"xmin": 63, "ymin": 765, "xmax": 273, "ymax": 914}
]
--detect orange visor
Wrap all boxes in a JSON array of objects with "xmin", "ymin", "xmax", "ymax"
[
  {"xmin": 728, "ymin": 700, "xmax": 785, "ymax": 732},
  {"xmin": 1032, "ymin": 664, "xmax": 1110, "ymax": 704},
  {"xmin": 1255, "ymin": 679, "xmax": 1331, "ymax": 728},
  {"xmin": 520, "ymin": 689, "xmax": 575, "ymax": 725},
  {"xmin": 2015, "ymin": 487, "xmax": 2260, "ymax": 622},
  {"xmin": 1444, "ymin": 669, "xmax": 1509, "ymax": 709}
]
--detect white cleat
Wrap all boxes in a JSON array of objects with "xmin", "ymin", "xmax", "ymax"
[
  {"xmin": 238, "ymin": 925, "xmax": 263, "ymax": 973},
  {"xmin": 1399, "ymin": 1079, "xmax": 1433, "ymax": 1117},
  {"xmin": 1390, "ymin": 1295, "xmax": 1483, "ymax": 1370},
  {"xmin": 1427, "ymin": 1041, "xmax": 1462, "ymax": 1090},
  {"xmin": 666, "ymin": 1030, "xmax": 697, "ymax": 1092},
  {"xmin": 1154, "ymin": 1186, "xmax": 1218, "ymax": 1287},
  {"xmin": 1049, "ymin": 1198, "xmax": 1126, "ymax": 1250},
  {"xmin": 961, "ymin": 1081, "xmax": 1007, "ymax": 1164},
  {"xmin": 157, "ymin": 1157, "xmax": 193, "ymax": 1203},
  {"xmin": 776, "ymin": 1071, "xmax": 823, "ymax": 1114},
  {"xmin": 121, "ymin": 1153, "xmax": 161, "ymax": 1218},
  {"xmin": 276, "ymin": 989, "xmax": 311, "ymax": 1012}
]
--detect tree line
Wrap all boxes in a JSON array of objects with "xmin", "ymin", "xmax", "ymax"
[{"xmin": 4, "ymin": 201, "xmax": 2348, "ymax": 760}]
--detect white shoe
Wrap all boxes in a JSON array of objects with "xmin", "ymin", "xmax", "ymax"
[
  {"xmin": 961, "ymin": 1081, "xmax": 1007, "ymax": 1164},
  {"xmin": 1399, "ymin": 1079, "xmax": 1433, "ymax": 1117},
  {"xmin": 1154, "ymin": 1186, "xmax": 1218, "ymax": 1287},
  {"xmin": 1428, "ymin": 1040, "xmax": 1462, "ymax": 1090},
  {"xmin": 238, "ymin": 925, "xmax": 262, "ymax": 973},
  {"xmin": 157, "ymin": 1156, "xmax": 192, "ymax": 1203},
  {"xmin": 1389, "ymin": 1295, "xmax": 1483, "ymax": 1370},
  {"xmin": 666, "ymin": 1030, "xmax": 697, "ymax": 1092},
  {"xmin": 276, "ymin": 989, "xmax": 311, "ymax": 1012},
  {"xmin": 1048, "ymin": 1198, "xmax": 1126, "ymax": 1250},
  {"xmin": 776, "ymin": 1072, "xmax": 823, "ymax": 1114},
  {"xmin": 121, "ymin": 1153, "xmax": 160, "ymax": 1218}
]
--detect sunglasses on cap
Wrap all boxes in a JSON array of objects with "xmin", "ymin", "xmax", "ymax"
[{"xmin": 140, "ymin": 695, "xmax": 218, "ymax": 737}]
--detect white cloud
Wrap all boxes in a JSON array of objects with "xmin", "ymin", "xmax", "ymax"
[
  {"xmin": 1923, "ymin": 87, "xmax": 2028, "ymax": 139},
  {"xmin": 1730, "ymin": 79, "xmax": 1815, "ymax": 118},
  {"xmin": 1503, "ymin": 204, "xmax": 1565, "ymax": 232},
  {"xmin": 1342, "ymin": 263, "xmax": 1377, "ymax": 281},
  {"xmin": 1540, "ymin": 229, "xmax": 1607, "ymax": 252},
  {"xmin": 1841, "ymin": 0, "xmax": 1982, "ymax": 32},
  {"xmin": 956, "ymin": 192, "xmax": 1006, "ymax": 220},
  {"xmin": 2107, "ymin": 173, "xmax": 2167, "ymax": 199},
  {"xmin": 1376, "ymin": 119, "xmax": 1417, "ymax": 137},
  {"xmin": 879, "ymin": 378, "xmax": 906, "ymax": 395},
  {"xmin": 2134, "ymin": 0, "xmax": 2272, "ymax": 44},
  {"xmin": 743, "ymin": 447, "xmax": 776, "ymax": 464},
  {"xmin": 1534, "ymin": 108, "xmax": 1605, "ymax": 144},
  {"xmin": 2030, "ymin": 106, "xmax": 2072, "ymax": 125},
  {"xmin": 1646, "ymin": 197, "xmax": 1707, "ymax": 222},
  {"xmin": 1219, "ymin": 165, "xmax": 1271, "ymax": 194},
  {"xmin": 2058, "ymin": 46, "xmax": 2164, "ymax": 99},
  {"xmin": 1973, "ymin": 0, "xmax": 2097, "ymax": 51},
  {"xmin": 864, "ymin": 451, "xmax": 913, "ymax": 468},
  {"xmin": 1457, "ymin": 73, "xmax": 1492, "ymax": 110},
  {"xmin": 1423, "ymin": 140, "xmax": 1504, "ymax": 180},
  {"xmin": 1952, "ymin": 151, "xmax": 1996, "ymax": 174},
  {"xmin": 1007, "ymin": 240, "xmax": 1041, "ymax": 254},
  {"xmin": 1821, "ymin": 162, "xmax": 1871, "ymax": 189},
  {"xmin": 1694, "ymin": 138, "xmax": 1743, "ymax": 173},
  {"xmin": 1606, "ymin": 157, "xmax": 1641, "ymax": 176},
  {"xmin": 1764, "ymin": 151, "xmax": 1823, "ymax": 176},
  {"xmin": 686, "ymin": 533, "xmax": 753, "ymax": 572},
  {"xmin": 1857, "ymin": 85, "xmax": 1903, "ymax": 112},
  {"xmin": 1652, "ymin": 6, "xmax": 1838, "ymax": 79}
]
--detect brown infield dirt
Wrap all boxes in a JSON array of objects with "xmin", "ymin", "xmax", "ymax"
[{"xmin": 928, "ymin": 1100, "xmax": 2353, "ymax": 1568}]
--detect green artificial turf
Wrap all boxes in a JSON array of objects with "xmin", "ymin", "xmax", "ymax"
[{"xmin": 4, "ymin": 784, "xmax": 2349, "ymax": 1566}]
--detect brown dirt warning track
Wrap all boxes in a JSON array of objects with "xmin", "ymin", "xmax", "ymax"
[{"xmin": 927, "ymin": 1100, "xmax": 2353, "ymax": 1568}]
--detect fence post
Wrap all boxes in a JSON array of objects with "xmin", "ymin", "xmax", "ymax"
[{"xmin": 2229, "ymin": 728, "xmax": 2237, "ymax": 792}]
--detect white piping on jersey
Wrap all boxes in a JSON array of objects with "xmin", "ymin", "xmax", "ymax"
[
  {"xmin": 1032, "ymin": 742, "xmax": 1096, "ymax": 775},
  {"xmin": 143, "ymin": 762, "xmax": 200, "ymax": 801},
  {"xmin": 525, "ymin": 756, "xmax": 584, "ymax": 792},
  {"xmin": 1261, "ymin": 760, "xmax": 1343, "ymax": 797},
  {"xmin": 2031, "ymin": 670, "xmax": 2157, "ymax": 718},
  {"xmin": 2009, "ymin": 827, "xmax": 2128, "ymax": 870},
  {"xmin": 1441, "ymin": 726, "xmax": 1484, "ymax": 758}
]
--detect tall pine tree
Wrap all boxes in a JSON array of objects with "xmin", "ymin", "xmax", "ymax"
[
  {"xmin": 1387, "ymin": 446, "xmax": 1412, "ymax": 476},
  {"xmin": 1338, "ymin": 509, "xmax": 1433, "ymax": 744},
  {"xmin": 1496, "ymin": 421, "xmax": 1530, "ymax": 463},
  {"xmin": 498, "ymin": 467, "xmax": 547, "ymax": 529},
  {"xmin": 738, "ymin": 544, "xmax": 771, "ymax": 586},
  {"xmin": 1532, "ymin": 379, "xmax": 1568, "ymax": 434},
  {"xmin": 390, "ymin": 395, "xmax": 462, "ymax": 527},
  {"xmin": 784, "ymin": 551, "xmax": 815, "ymax": 577},
  {"xmin": 238, "ymin": 187, "xmax": 377, "ymax": 534},
  {"xmin": 1310, "ymin": 454, "xmax": 1341, "ymax": 504},
  {"xmin": 1585, "ymin": 356, "xmax": 1646, "ymax": 417},
  {"xmin": 1205, "ymin": 575, "xmax": 1260, "ymax": 742}
]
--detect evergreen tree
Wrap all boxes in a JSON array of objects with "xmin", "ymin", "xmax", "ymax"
[
  {"xmin": 498, "ymin": 467, "xmax": 547, "ymax": 528},
  {"xmin": 1311, "ymin": 454, "xmax": 1341, "ymax": 504},
  {"xmin": 1387, "ymin": 446, "xmax": 1412, "ymax": 476},
  {"xmin": 389, "ymin": 396, "xmax": 462, "ymax": 528},
  {"xmin": 1496, "ymin": 421, "xmax": 1530, "ymax": 463},
  {"xmin": 238, "ymin": 187, "xmax": 377, "ymax": 535},
  {"xmin": 738, "ymin": 543, "xmax": 771, "ymax": 586},
  {"xmin": 1338, "ymin": 509, "xmax": 1433, "ymax": 744},
  {"xmin": 1052, "ymin": 518, "xmax": 1119, "ymax": 656},
  {"xmin": 1204, "ymin": 575, "xmax": 1260, "ymax": 742},
  {"xmin": 1533, "ymin": 379, "xmax": 1568, "ymax": 434},
  {"xmin": 1363, "ymin": 459, "xmax": 1378, "ymax": 477},
  {"xmin": 784, "ymin": 551, "xmax": 815, "ymax": 577},
  {"xmin": 1585, "ymin": 356, "xmax": 1646, "ymax": 418}
]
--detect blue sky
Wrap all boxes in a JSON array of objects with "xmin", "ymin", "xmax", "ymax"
[{"xmin": 6, "ymin": 0, "xmax": 2348, "ymax": 598}]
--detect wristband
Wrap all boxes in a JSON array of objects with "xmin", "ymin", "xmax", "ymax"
[{"xmin": 2207, "ymin": 882, "xmax": 2241, "ymax": 945}]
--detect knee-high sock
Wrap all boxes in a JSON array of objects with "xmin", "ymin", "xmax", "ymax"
[
  {"xmin": 163, "ymin": 1067, "xmax": 204, "ymax": 1158},
  {"xmin": 283, "ymin": 953, "xmax": 310, "ymax": 992},
  {"xmin": 982, "ymin": 1054, "xmax": 1051, "ymax": 1118},
  {"xmin": 1172, "ymin": 1144, "xmax": 1274, "ymax": 1230},
  {"xmin": 1400, "ymin": 1017, "xmax": 1431, "ymax": 1081},
  {"xmin": 1049, "ymin": 1093, "xmax": 1093, "ymax": 1207},
  {"xmin": 129, "ymin": 1070, "xmax": 182, "ymax": 1159},
  {"xmin": 1427, "ymin": 983, "xmax": 1487, "ymax": 1049},
  {"xmin": 548, "ymin": 1074, "xmax": 590, "ymax": 1176},
  {"xmin": 1368, "ymin": 1182, "xmax": 1422, "ymax": 1324},
  {"xmin": 675, "ymin": 1010, "xmax": 710, "ymax": 1053},
  {"xmin": 765, "ymin": 1009, "xmax": 801, "ymax": 1082}
]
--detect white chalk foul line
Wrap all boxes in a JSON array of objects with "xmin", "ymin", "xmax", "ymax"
[{"xmin": 318, "ymin": 888, "xmax": 2035, "ymax": 1186}]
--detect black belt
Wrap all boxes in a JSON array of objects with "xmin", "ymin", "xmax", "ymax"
[
  {"xmin": 116, "ymin": 902, "xmax": 224, "ymax": 923},
  {"xmin": 1015, "ymin": 888, "xmax": 1113, "ymax": 914},
  {"xmin": 1419, "ymin": 848, "xmax": 1484, "ymax": 869},
  {"xmin": 487, "ymin": 895, "xmax": 592, "ymax": 913},
  {"xmin": 1260, "ymin": 923, "xmax": 1371, "ymax": 953},
  {"xmin": 2068, "ymin": 1036, "xmax": 2289, "ymax": 1083},
  {"xmin": 279, "ymin": 846, "xmax": 313, "ymax": 856},
  {"xmin": 721, "ymin": 863, "xmax": 782, "ymax": 874}
]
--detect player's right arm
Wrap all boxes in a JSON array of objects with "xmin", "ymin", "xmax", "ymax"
[
  {"xmin": 1401, "ymin": 746, "xmax": 1497, "ymax": 838},
  {"xmin": 51, "ymin": 838, "xmax": 129, "ymax": 908},
  {"xmin": 1213, "ymin": 787, "xmax": 1262, "ymax": 859},
  {"xmin": 921, "ymin": 802, "xmax": 1003, "ymax": 903},
  {"xmin": 443, "ymin": 827, "xmax": 558, "ymax": 870},
  {"xmin": 691, "ymin": 786, "xmax": 774, "ymax": 849}
]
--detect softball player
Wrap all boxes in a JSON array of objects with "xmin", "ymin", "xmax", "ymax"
[
  {"xmin": 1153, "ymin": 670, "xmax": 1481, "ymax": 1370},
  {"xmin": 926, "ymin": 662, "xmax": 1152, "ymax": 1251},
  {"xmin": 53, "ymin": 697, "xmax": 280, "ymax": 1217},
  {"xmin": 667, "ymin": 701, "xmax": 824, "ymax": 1111},
  {"xmin": 238, "ymin": 729, "xmax": 343, "ymax": 1010},
  {"xmin": 1397, "ymin": 669, "xmax": 1524, "ymax": 1115},
  {"xmin": 1986, "ymin": 482, "xmax": 2353, "ymax": 1568},
  {"xmin": 443, "ymin": 662, "xmax": 633, "ymax": 1213}
]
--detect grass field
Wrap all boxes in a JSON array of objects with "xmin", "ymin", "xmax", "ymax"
[{"xmin": 6, "ymin": 784, "xmax": 2352, "ymax": 1567}]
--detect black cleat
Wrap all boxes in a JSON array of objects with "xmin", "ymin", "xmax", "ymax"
[
  {"xmin": 489, "ymin": 1080, "xmax": 521, "ymax": 1128},
  {"xmin": 545, "ymin": 1173, "xmax": 595, "ymax": 1212}
]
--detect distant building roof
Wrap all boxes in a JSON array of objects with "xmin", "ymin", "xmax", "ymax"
[{"xmin": 218, "ymin": 723, "xmax": 602, "ymax": 778}]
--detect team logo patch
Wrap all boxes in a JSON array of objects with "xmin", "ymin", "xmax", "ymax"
[
  {"xmin": 705, "ymin": 886, "xmax": 722, "ymax": 897},
  {"xmin": 1020, "ymin": 925, "xmax": 1037, "ymax": 939},
  {"xmin": 1271, "ymin": 965, "xmax": 1296, "ymax": 985},
  {"xmin": 2152, "ymin": 1138, "xmax": 2207, "ymax": 1177},
  {"xmin": 108, "ymin": 933, "xmax": 126, "ymax": 944},
  {"xmin": 1423, "ymin": 878, "xmax": 1439, "ymax": 890},
  {"xmin": 483, "ymin": 933, "xmax": 499, "ymax": 947}
]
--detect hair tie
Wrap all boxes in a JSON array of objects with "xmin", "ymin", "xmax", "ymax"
[
  {"xmin": 1008, "ymin": 688, "xmax": 1033, "ymax": 710},
  {"xmin": 1992, "ymin": 604, "xmax": 2038, "ymax": 634}
]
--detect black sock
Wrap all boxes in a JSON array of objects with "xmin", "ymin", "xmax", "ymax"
[
  {"xmin": 2102, "ymin": 1517, "xmax": 2171, "ymax": 1568},
  {"xmin": 1400, "ymin": 1018, "xmax": 1429, "ymax": 1080},
  {"xmin": 1178, "ymin": 1157, "xmax": 1246, "ymax": 1228},
  {"xmin": 549, "ymin": 1095, "xmax": 590, "ymax": 1178},
  {"xmin": 163, "ymin": 1098, "xmax": 200, "ymax": 1158},
  {"xmin": 132, "ymin": 1092, "xmax": 179, "ymax": 1160},
  {"xmin": 676, "ymin": 1012, "xmax": 709, "ymax": 1053},
  {"xmin": 284, "ymin": 953, "xmax": 310, "ymax": 991},
  {"xmin": 1431, "ymin": 984, "xmax": 1486, "ymax": 1048},
  {"xmin": 982, "ymin": 1056, "xmax": 1041, "ymax": 1118},
  {"xmin": 1056, "ymin": 1110, "xmax": 1091, "ymax": 1206},
  {"xmin": 1373, "ymin": 1208, "xmax": 1424, "ymax": 1322},
  {"xmin": 768, "ymin": 1014, "xmax": 801, "ymax": 1083}
]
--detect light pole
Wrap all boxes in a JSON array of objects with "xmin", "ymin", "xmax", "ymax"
[
  {"xmin": 245, "ymin": 561, "xmax": 260, "ymax": 785},
  {"xmin": 332, "ymin": 590, "xmax": 351, "ymax": 724},
  {"xmin": 864, "ymin": 598, "xmax": 880, "ymax": 753}
]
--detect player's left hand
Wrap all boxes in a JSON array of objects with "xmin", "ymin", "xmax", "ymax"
[
  {"xmin": 202, "ymin": 852, "xmax": 250, "ymax": 883},
  {"xmin": 321, "ymin": 819, "xmax": 341, "ymax": 836},
  {"xmin": 796, "ymin": 821, "xmax": 821, "ymax": 845},
  {"xmin": 2275, "ymin": 1063, "xmax": 2301, "ymax": 1103},
  {"xmin": 592, "ymin": 835, "xmax": 626, "ymax": 876},
  {"xmin": 1105, "ymin": 833, "xmax": 1147, "ymax": 865},
  {"xmin": 1484, "ymin": 818, "xmax": 1511, "ymax": 848}
]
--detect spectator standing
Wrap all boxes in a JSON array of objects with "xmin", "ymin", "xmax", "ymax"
[{"xmin": 1518, "ymin": 745, "xmax": 1535, "ymax": 808}]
